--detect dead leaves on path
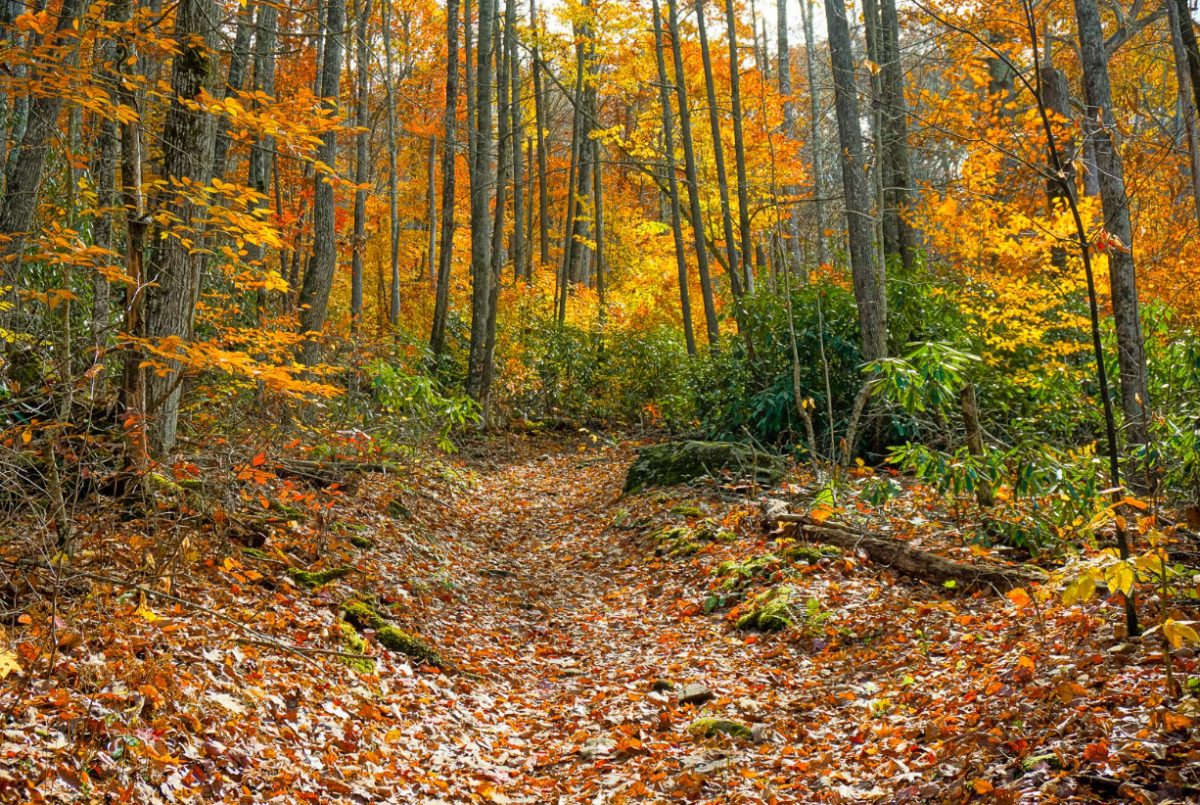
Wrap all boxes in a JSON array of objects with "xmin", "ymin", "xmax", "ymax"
[{"xmin": 1, "ymin": 435, "xmax": 1198, "ymax": 802}]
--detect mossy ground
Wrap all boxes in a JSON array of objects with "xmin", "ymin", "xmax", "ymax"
[
  {"xmin": 340, "ymin": 600, "xmax": 444, "ymax": 668},
  {"xmin": 686, "ymin": 717, "xmax": 753, "ymax": 740},
  {"xmin": 336, "ymin": 621, "xmax": 376, "ymax": 673},
  {"xmin": 288, "ymin": 565, "xmax": 355, "ymax": 588}
]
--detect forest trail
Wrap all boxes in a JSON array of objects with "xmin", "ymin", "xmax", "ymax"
[{"xmin": 412, "ymin": 439, "xmax": 790, "ymax": 802}]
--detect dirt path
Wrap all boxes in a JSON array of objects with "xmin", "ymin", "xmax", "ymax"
[{"xmin": 407, "ymin": 439, "xmax": 799, "ymax": 803}]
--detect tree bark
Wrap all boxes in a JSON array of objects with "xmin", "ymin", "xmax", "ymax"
[
  {"xmin": 825, "ymin": 0, "xmax": 887, "ymax": 360},
  {"xmin": 695, "ymin": 0, "xmax": 745, "ymax": 301},
  {"xmin": 247, "ymin": 2, "xmax": 278, "ymax": 309},
  {"xmin": 298, "ymin": 0, "xmax": 346, "ymax": 366},
  {"xmin": 211, "ymin": 3, "xmax": 255, "ymax": 182},
  {"xmin": 430, "ymin": 0, "xmax": 460, "ymax": 356},
  {"xmin": 799, "ymin": 0, "xmax": 827, "ymax": 272},
  {"xmin": 879, "ymin": 0, "xmax": 914, "ymax": 269},
  {"xmin": 382, "ymin": 0, "xmax": 402, "ymax": 326},
  {"xmin": 531, "ymin": 0, "xmax": 550, "ymax": 271},
  {"xmin": 667, "ymin": 0, "xmax": 721, "ymax": 347},
  {"xmin": 509, "ymin": 13, "xmax": 525, "ymax": 284},
  {"xmin": 652, "ymin": 0, "xmax": 697, "ymax": 356},
  {"xmin": 141, "ymin": 0, "xmax": 219, "ymax": 453},
  {"xmin": 1073, "ymin": 0, "xmax": 1150, "ymax": 451},
  {"xmin": 1167, "ymin": 0, "xmax": 1200, "ymax": 230},
  {"xmin": 351, "ymin": 0, "xmax": 374, "ymax": 334},
  {"xmin": 465, "ymin": 0, "xmax": 497, "ymax": 401},
  {"xmin": 724, "ymin": 0, "xmax": 756, "ymax": 293}
]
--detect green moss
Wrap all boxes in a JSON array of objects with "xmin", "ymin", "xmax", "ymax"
[
  {"xmin": 336, "ymin": 621, "xmax": 376, "ymax": 673},
  {"xmin": 341, "ymin": 599, "xmax": 387, "ymax": 630},
  {"xmin": 288, "ymin": 565, "xmax": 355, "ymax": 588},
  {"xmin": 784, "ymin": 544, "xmax": 842, "ymax": 564},
  {"xmin": 240, "ymin": 547, "xmax": 272, "ymax": 561},
  {"xmin": 716, "ymin": 554, "xmax": 782, "ymax": 590},
  {"xmin": 736, "ymin": 585, "xmax": 797, "ymax": 631},
  {"xmin": 386, "ymin": 499, "xmax": 412, "ymax": 519},
  {"xmin": 349, "ymin": 534, "xmax": 375, "ymax": 550},
  {"xmin": 687, "ymin": 717, "xmax": 753, "ymax": 740},
  {"xmin": 624, "ymin": 441, "xmax": 786, "ymax": 494},
  {"xmin": 376, "ymin": 626, "xmax": 443, "ymax": 667},
  {"xmin": 670, "ymin": 504, "xmax": 705, "ymax": 517}
]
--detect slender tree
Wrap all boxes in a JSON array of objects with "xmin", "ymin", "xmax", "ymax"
[
  {"xmin": 431, "ymin": 0, "xmax": 460, "ymax": 356},
  {"xmin": 466, "ymin": 0, "xmax": 497, "ymax": 401},
  {"xmin": 724, "ymin": 0, "xmax": 756, "ymax": 293},
  {"xmin": 652, "ymin": 0, "xmax": 697, "ymax": 355},
  {"xmin": 351, "ymin": 0, "xmax": 374, "ymax": 334},
  {"xmin": 667, "ymin": 0, "xmax": 720, "ymax": 345}
]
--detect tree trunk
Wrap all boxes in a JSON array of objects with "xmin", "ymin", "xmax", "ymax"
[
  {"xmin": 141, "ymin": 0, "xmax": 219, "ymax": 454},
  {"xmin": 298, "ymin": 0, "xmax": 346, "ymax": 366},
  {"xmin": 825, "ymin": 0, "xmax": 886, "ymax": 361},
  {"xmin": 1172, "ymin": 0, "xmax": 1200, "ymax": 127},
  {"xmin": 1167, "ymin": 0, "xmax": 1200, "ymax": 230},
  {"xmin": 0, "ymin": 0, "xmax": 88, "ymax": 332},
  {"xmin": 1073, "ymin": 0, "xmax": 1150, "ymax": 451},
  {"xmin": 778, "ymin": 0, "xmax": 803, "ymax": 276},
  {"xmin": 531, "ymin": 0, "xmax": 550, "ymax": 271},
  {"xmin": 351, "ymin": 0, "xmax": 374, "ymax": 334},
  {"xmin": 724, "ymin": 0, "xmax": 756, "ymax": 293},
  {"xmin": 667, "ymin": 0, "xmax": 721, "ymax": 347},
  {"xmin": 652, "ymin": 0, "xmax": 697, "ymax": 356},
  {"xmin": 695, "ymin": 0, "xmax": 745, "ymax": 301},
  {"xmin": 465, "ymin": 0, "xmax": 497, "ymax": 401},
  {"xmin": 509, "ymin": 13, "xmax": 525, "ymax": 284},
  {"xmin": 879, "ymin": 0, "xmax": 914, "ymax": 269},
  {"xmin": 382, "ymin": 0, "xmax": 403, "ymax": 326},
  {"xmin": 1041, "ymin": 63, "xmax": 1075, "ymax": 273},
  {"xmin": 430, "ymin": 0, "xmax": 460, "ymax": 356},
  {"xmin": 211, "ymin": 3, "xmax": 255, "ymax": 182},
  {"xmin": 482, "ymin": 0, "xmax": 511, "ymax": 415},
  {"xmin": 247, "ymin": 2, "xmax": 278, "ymax": 310},
  {"xmin": 800, "ymin": 0, "xmax": 827, "ymax": 272}
]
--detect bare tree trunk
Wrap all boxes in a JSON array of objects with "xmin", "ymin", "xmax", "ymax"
[
  {"xmin": 0, "ymin": 0, "xmax": 88, "ymax": 333},
  {"xmin": 426, "ymin": 135, "xmax": 438, "ymax": 283},
  {"xmin": 825, "ymin": 0, "xmax": 886, "ymax": 360},
  {"xmin": 430, "ymin": 0, "xmax": 460, "ymax": 356},
  {"xmin": 1167, "ymin": 0, "xmax": 1200, "ymax": 230},
  {"xmin": 509, "ymin": 13, "xmax": 525, "ymax": 284},
  {"xmin": 557, "ymin": 32, "xmax": 585, "ymax": 321},
  {"xmin": 879, "ymin": 0, "xmax": 914, "ymax": 269},
  {"xmin": 695, "ymin": 0, "xmax": 745, "ymax": 301},
  {"xmin": 594, "ymin": 145, "xmax": 606, "ymax": 323},
  {"xmin": 724, "ymin": 0, "xmax": 756, "ymax": 293},
  {"xmin": 668, "ymin": 0, "xmax": 721, "ymax": 346},
  {"xmin": 778, "ymin": 0, "xmax": 802, "ymax": 276},
  {"xmin": 141, "ymin": 0, "xmax": 219, "ymax": 453},
  {"xmin": 1074, "ymin": 0, "xmax": 1150, "ymax": 451},
  {"xmin": 465, "ymin": 0, "xmax": 497, "ymax": 401},
  {"xmin": 483, "ymin": 0, "xmax": 511, "ymax": 414},
  {"xmin": 211, "ymin": 3, "xmax": 255, "ymax": 182},
  {"xmin": 530, "ymin": 0, "xmax": 550, "ymax": 271},
  {"xmin": 960, "ymin": 382, "xmax": 994, "ymax": 507},
  {"xmin": 298, "ymin": 0, "xmax": 346, "ymax": 366},
  {"xmin": 1172, "ymin": 0, "xmax": 1200, "ymax": 125},
  {"xmin": 799, "ymin": 0, "xmax": 827, "ymax": 272},
  {"xmin": 382, "ymin": 0, "xmax": 402, "ymax": 325},
  {"xmin": 351, "ymin": 0, "xmax": 374, "ymax": 334},
  {"xmin": 247, "ymin": 2, "xmax": 278, "ymax": 312},
  {"xmin": 1041, "ymin": 63, "xmax": 1074, "ymax": 273},
  {"xmin": 652, "ymin": 0, "xmax": 697, "ymax": 356}
]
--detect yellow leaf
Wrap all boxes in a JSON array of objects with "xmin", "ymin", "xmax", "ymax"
[
  {"xmin": 1106, "ymin": 561, "xmax": 1135, "ymax": 596},
  {"xmin": 1164, "ymin": 619, "xmax": 1200, "ymax": 649},
  {"xmin": 972, "ymin": 779, "xmax": 993, "ymax": 795},
  {"xmin": 0, "ymin": 650, "xmax": 20, "ymax": 679}
]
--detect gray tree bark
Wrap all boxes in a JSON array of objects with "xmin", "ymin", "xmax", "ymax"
[
  {"xmin": 1073, "ymin": 0, "xmax": 1150, "ymax": 449},
  {"xmin": 724, "ymin": 0, "xmax": 756, "ymax": 293},
  {"xmin": 668, "ymin": 0, "xmax": 720, "ymax": 346},
  {"xmin": 652, "ymin": 0, "xmax": 697, "ymax": 356},
  {"xmin": 351, "ymin": 0, "xmax": 374, "ymax": 334},
  {"xmin": 799, "ymin": 0, "xmax": 827, "ymax": 272},
  {"xmin": 430, "ymin": 0, "xmax": 460, "ymax": 355},
  {"xmin": 298, "ymin": 0, "xmax": 346, "ymax": 366},
  {"xmin": 825, "ymin": 0, "xmax": 886, "ymax": 360},
  {"xmin": 465, "ymin": 0, "xmax": 497, "ymax": 401}
]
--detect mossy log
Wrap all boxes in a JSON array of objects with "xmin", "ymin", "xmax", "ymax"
[
  {"xmin": 624, "ymin": 441, "xmax": 786, "ymax": 494},
  {"xmin": 771, "ymin": 512, "xmax": 1042, "ymax": 593},
  {"xmin": 339, "ymin": 600, "xmax": 445, "ymax": 668},
  {"xmin": 687, "ymin": 717, "xmax": 754, "ymax": 740}
]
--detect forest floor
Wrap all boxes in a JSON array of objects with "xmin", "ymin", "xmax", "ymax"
[{"xmin": 2, "ymin": 433, "xmax": 1198, "ymax": 803}]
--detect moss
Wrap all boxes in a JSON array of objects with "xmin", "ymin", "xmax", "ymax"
[
  {"xmin": 386, "ymin": 499, "xmax": 412, "ymax": 519},
  {"xmin": 269, "ymin": 499, "xmax": 305, "ymax": 519},
  {"xmin": 336, "ymin": 621, "xmax": 376, "ymax": 674},
  {"xmin": 376, "ymin": 626, "xmax": 443, "ymax": 667},
  {"xmin": 670, "ymin": 504, "xmax": 705, "ymax": 517},
  {"xmin": 785, "ymin": 544, "xmax": 842, "ymax": 564},
  {"xmin": 624, "ymin": 441, "xmax": 786, "ymax": 494},
  {"xmin": 694, "ymin": 520, "xmax": 738, "ymax": 543},
  {"xmin": 716, "ymin": 554, "xmax": 782, "ymax": 590},
  {"xmin": 288, "ymin": 565, "xmax": 355, "ymax": 588},
  {"xmin": 736, "ymin": 585, "xmax": 797, "ymax": 631},
  {"xmin": 341, "ymin": 599, "xmax": 387, "ymax": 630},
  {"xmin": 240, "ymin": 547, "xmax": 272, "ymax": 561},
  {"xmin": 349, "ymin": 534, "xmax": 375, "ymax": 550},
  {"xmin": 687, "ymin": 717, "xmax": 753, "ymax": 740}
]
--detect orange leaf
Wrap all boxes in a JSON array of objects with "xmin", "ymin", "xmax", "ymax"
[{"xmin": 251, "ymin": 451, "xmax": 267, "ymax": 467}]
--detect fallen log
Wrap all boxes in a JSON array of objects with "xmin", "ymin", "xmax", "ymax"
[
  {"xmin": 274, "ymin": 458, "xmax": 402, "ymax": 489},
  {"xmin": 771, "ymin": 512, "xmax": 1044, "ymax": 593}
]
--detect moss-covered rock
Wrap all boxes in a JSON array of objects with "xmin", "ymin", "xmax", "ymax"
[
  {"xmin": 670, "ymin": 503, "xmax": 705, "ymax": 518},
  {"xmin": 336, "ymin": 621, "xmax": 376, "ymax": 673},
  {"xmin": 686, "ymin": 717, "xmax": 754, "ymax": 740},
  {"xmin": 341, "ymin": 599, "xmax": 388, "ymax": 630},
  {"xmin": 624, "ymin": 441, "xmax": 786, "ymax": 494},
  {"xmin": 735, "ymin": 585, "xmax": 797, "ymax": 631},
  {"xmin": 716, "ymin": 554, "xmax": 783, "ymax": 590},
  {"xmin": 288, "ymin": 565, "xmax": 355, "ymax": 588}
]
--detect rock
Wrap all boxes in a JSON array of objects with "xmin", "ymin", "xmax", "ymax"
[
  {"xmin": 686, "ymin": 717, "xmax": 754, "ymax": 741},
  {"xmin": 624, "ymin": 441, "xmax": 786, "ymax": 494},
  {"xmin": 735, "ymin": 585, "xmax": 798, "ymax": 631},
  {"xmin": 651, "ymin": 679, "xmax": 676, "ymax": 693},
  {"xmin": 287, "ymin": 565, "xmax": 355, "ymax": 588},
  {"xmin": 678, "ymin": 683, "xmax": 715, "ymax": 706}
]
